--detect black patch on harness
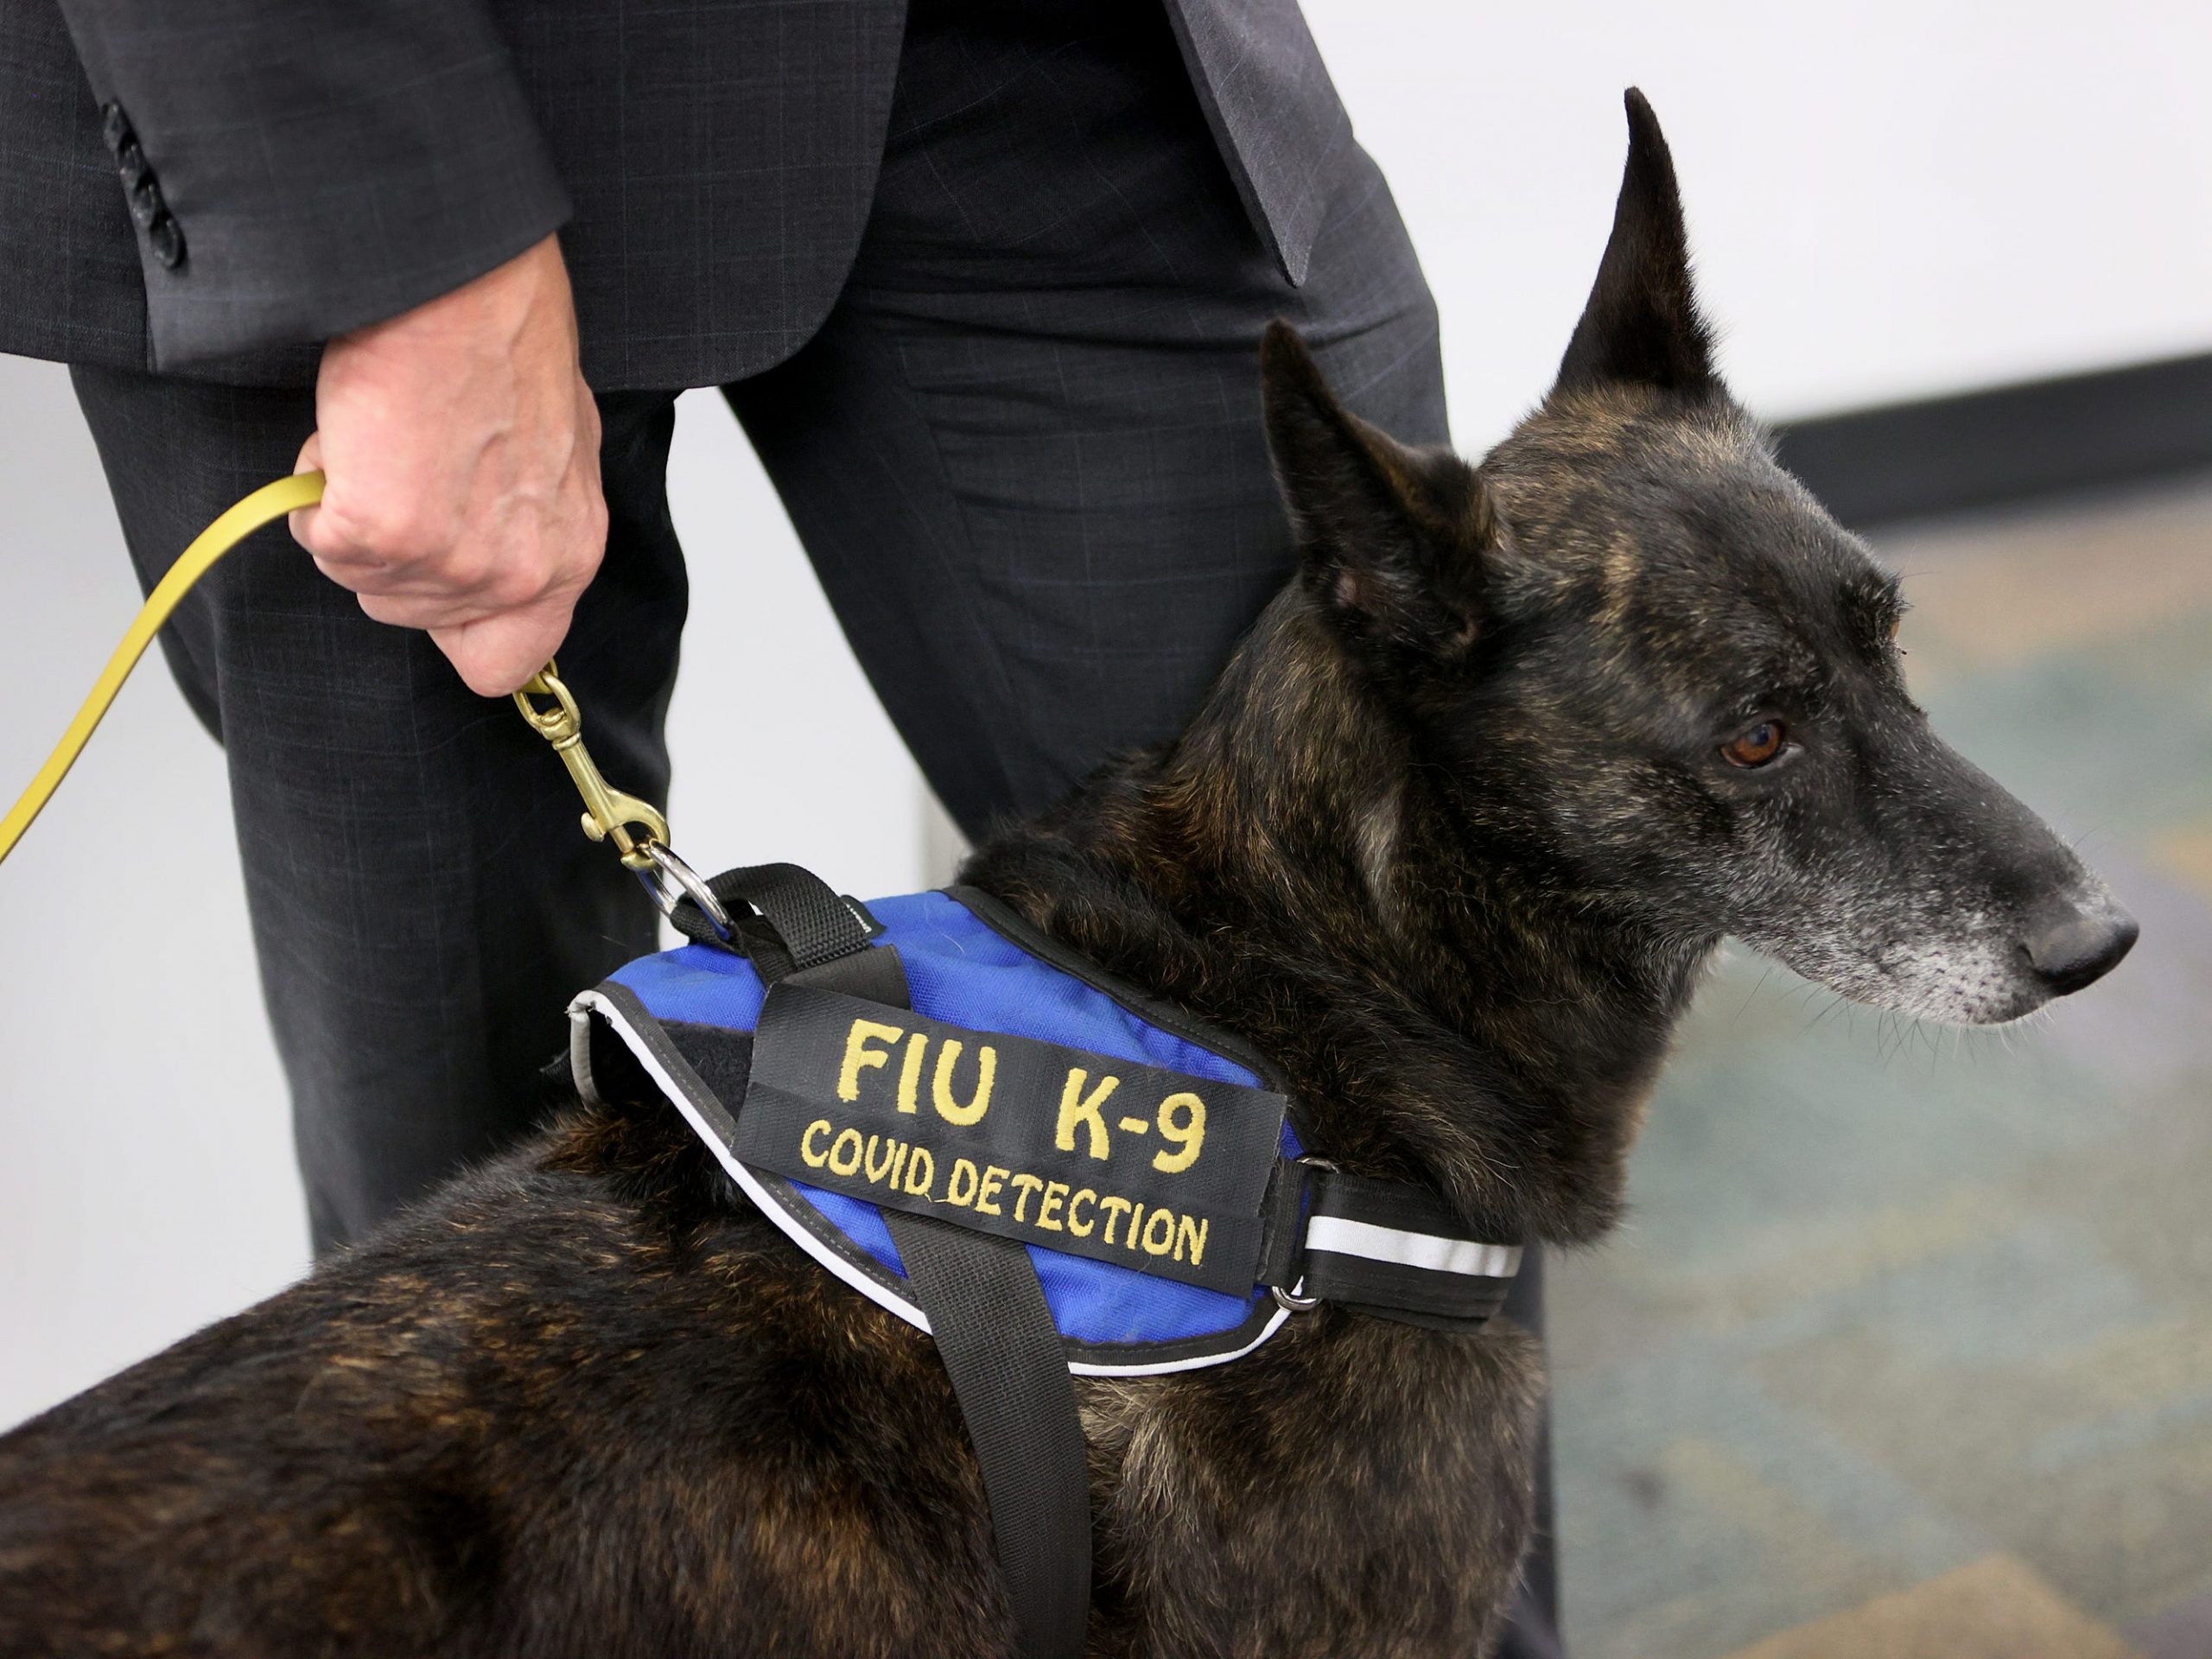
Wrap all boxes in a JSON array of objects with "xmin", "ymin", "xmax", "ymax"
[{"xmin": 738, "ymin": 982, "xmax": 1290, "ymax": 1294}]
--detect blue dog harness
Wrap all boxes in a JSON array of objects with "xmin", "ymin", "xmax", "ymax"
[
  {"xmin": 572, "ymin": 880, "xmax": 1522, "ymax": 1370},
  {"xmin": 568, "ymin": 866, "xmax": 1522, "ymax": 1656}
]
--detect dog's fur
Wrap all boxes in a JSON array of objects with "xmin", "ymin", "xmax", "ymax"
[{"xmin": 0, "ymin": 92, "xmax": 2133, "ymax": 1658}]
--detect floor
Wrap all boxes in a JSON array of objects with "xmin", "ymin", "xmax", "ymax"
[{"xmin": 1550, "ymin": 474, "xmax": 2212, "ymax": 1659}]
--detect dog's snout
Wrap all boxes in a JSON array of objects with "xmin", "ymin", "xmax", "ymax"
[{"xmin": 2020, "ymin": 894, "xmax": 2139, "ymax": 996}]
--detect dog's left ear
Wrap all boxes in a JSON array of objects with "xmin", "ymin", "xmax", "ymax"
[
  {"xmin": 1262, "ymin": 321, "xmax": 1496, "ymax": 661},
  {"xmin": 1552, "ymin": 88, "xmax": 1719, "ymax": 401}
]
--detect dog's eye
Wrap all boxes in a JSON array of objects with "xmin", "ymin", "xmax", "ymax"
[{"xmin": 1721, "ymin": 720, "xmax": 1788, "ymax": 767}]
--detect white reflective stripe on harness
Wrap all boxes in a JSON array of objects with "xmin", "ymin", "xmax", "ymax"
[{"xmin": 1305, "ymin": 1214, "xmax": 1522, "ymax": 1281}]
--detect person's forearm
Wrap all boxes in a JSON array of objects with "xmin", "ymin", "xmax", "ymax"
[{"xmin": 53, "ymin": 0, "xmax": 570, "ymax": 368}]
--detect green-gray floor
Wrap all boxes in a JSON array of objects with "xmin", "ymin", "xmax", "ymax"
[{"xmin": 1552, "ymin": 475, "xmax": 2212, "ymax": 1659}]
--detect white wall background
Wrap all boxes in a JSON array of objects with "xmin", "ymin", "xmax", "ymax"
[
  {"xmin": 5, "ymin": 1, "xmax": 2211, "ymax": 1427},
  {"xmin": 1306, "ymin": 0, "xmax": 2212, "ymax": 445}
]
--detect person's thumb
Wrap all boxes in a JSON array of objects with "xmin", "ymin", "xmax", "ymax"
[{"xmin": 287, "ymin": 430, "xmax": 325, "ymax": 550}]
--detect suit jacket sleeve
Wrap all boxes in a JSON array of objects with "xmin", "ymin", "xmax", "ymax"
[{"xmin": 54, "ymin": 0, "xmax": 573, "ymax": 371}]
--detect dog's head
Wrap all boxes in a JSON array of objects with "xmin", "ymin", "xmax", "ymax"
[{"xmin": 1262, "ymin": 90, "xmax": 2133, "ymax": 1025}]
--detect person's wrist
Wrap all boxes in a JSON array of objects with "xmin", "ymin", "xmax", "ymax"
[{"xmin": 333, "ymin": 234, "xmax": 575, "ymax": 367}]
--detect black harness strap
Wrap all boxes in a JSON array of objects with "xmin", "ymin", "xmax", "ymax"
[
  {"xmin": 669, "ymin": 860, "xmax": 887, "ymax": 975},
  {"xmin": 681, "ymin": 866, "xmax": 1091, "ymax": 1659},
  {"xmin": 874, "ymin": 1211, "xmax": 1092, "ymax": 1657},
  {"xmin": 1297, "ymin": 1166, "xmax": 1520, "ymax": 1330},
  {"xmin": 1258, "ymin": 1162, "xmax": 1521, "ymax": 1333}
]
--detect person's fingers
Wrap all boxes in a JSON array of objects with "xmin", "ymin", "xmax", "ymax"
[
  {"xmin": 331, "ymin": 529, "xmax": 593, "ymax": 610},
  {"xmin": 357, "ymin": 591, "xmax": 568, "ymax": 692},
  {"xmin": 429, "ymin": 599, "xmax": 578, "ymax": 698},
  {"xmin": 297, "ymin": 454, "xmax": 603, "ymax": 597},
  {"xmin": 296, "ymin": 479, "xmax": 466, "ymax": 575},
  {"xmin": 318, "ymin": 548, "xmax": 482, "ymax": 601},
  {"xmin": 354, "ymin": 591, "xmax": 484, "ymax": 632}
]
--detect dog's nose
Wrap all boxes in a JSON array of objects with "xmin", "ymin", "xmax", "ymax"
[{"xmin": 2021, "ymin": 895, "xmax": 2139, "ymax": 995}]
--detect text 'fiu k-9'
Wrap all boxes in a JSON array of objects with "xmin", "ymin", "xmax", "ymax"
[{"xmin": 736, "ymin": 983, "xmax": 1289, "ymax": 1294}]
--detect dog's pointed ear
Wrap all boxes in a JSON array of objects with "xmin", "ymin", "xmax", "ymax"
[
  {"xmin": 1262, "ymin": 321, "xmax": 1495, "ymax": 660},
  {"xmin": 1552, "ymin": 88, "xmax": 1719, "ymax": 400}
]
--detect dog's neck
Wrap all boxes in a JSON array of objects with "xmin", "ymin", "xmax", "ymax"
[{"xmin": 969, "ymin": 592, "xmax": 1714, "ymax": 1243}]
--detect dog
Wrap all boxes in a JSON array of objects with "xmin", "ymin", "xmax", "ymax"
[{"xmin": 0, "ymin": 90, "xmax": 2135, "ymax": 1658}]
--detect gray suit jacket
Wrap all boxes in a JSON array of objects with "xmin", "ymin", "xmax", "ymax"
[{"xmin": 0, "ymin": 0, "xmax": 1351, "ymax": 390}]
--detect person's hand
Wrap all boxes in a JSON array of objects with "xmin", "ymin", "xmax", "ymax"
[{"xmin": 288, "ymin": 234, "xmax": 606, "ymax": 697}]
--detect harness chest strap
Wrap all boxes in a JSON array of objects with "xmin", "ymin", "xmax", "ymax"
[{"xmin": 671, "ymin": 865, "xmax": 1092, "ymax": 1659}]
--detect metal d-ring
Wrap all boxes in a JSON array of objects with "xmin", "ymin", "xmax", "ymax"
[
  {"xmin": 639, "ymin": 841, "xmax": 735, "ymax": 939},
  {"xmin": 1271, "ymin": 1154, "xmax": 1338, "ymax": 1313}
]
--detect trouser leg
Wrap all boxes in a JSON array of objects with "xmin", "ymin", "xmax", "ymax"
[
  {"xmin": 730, "ymin": 3, "xmax": 1446, "ymax": 830},
  {"xmin": 726, "ymin": 2, "xmax": 1561, "ymax": 1649},
  {"xmin": 68, "ymin": 369, "xmax": 688, "ymax": 1252}
]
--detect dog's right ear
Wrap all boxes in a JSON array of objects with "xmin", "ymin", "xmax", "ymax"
[{"xmin": 1262, "ymin": 321, "xmax": 1496, "ymax": 662}]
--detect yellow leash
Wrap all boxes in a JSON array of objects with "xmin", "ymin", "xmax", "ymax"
[
  {"xmin": 0, "ymin": 471, "xmax": 325, "ymax": 865},
  {"xmin": 0, "ymin": 474, "xmax": 729, "ymax": 933}
]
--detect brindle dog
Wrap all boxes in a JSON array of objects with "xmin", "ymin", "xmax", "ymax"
[{"xmin": 0, "ymin": 92, "xmax": 2135, "ymax": 1658}]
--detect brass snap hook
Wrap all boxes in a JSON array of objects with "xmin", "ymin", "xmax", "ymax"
[
  {"xmin": 512, "ymin": 658, "xmax": 670, "ymax": 870},
  {"xmin": 512, "ymin": 659, "xmax": 733, "ymax": 939}
]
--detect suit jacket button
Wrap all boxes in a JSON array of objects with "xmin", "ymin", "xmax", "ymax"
[
  {"xmin": 128, "ymin": 175, "xmax": 163, "ymax": 227},
  {"xmin": 117, "ymin": 138, "xmax": 149, "ymax": 191},
  {"xmin": 99, "ymin": 100, "xmax": 132, "ymax": 156},
  {"xmin": 148, "ymin": 212, "xmax": 185, "ymax": 270}
]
